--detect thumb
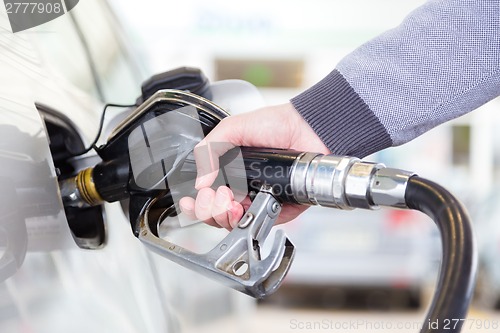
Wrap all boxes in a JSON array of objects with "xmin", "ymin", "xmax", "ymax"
[
  {"xmin": 193, "ymin": 117, "xmax": 247, "ymax": 189},
  {"xmin": 193, "ymin": 140, "xmax": 235, "ymax": 189}
]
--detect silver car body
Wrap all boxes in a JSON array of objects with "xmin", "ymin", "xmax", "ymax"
[{"xmin": 0, "ymin": 2, "xmax": 261, "ymax": 331}]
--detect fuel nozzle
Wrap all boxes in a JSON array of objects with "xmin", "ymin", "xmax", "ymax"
[
  {"xmin": 60, "ymin": 156, "xmax": 130, "ymax": 208},
  {"xmin": 60, "ymin": 168, "xmax": 103, "ymax": 208},
  {"xmin": 55, "ymin": 85, "xmax": 422, "ymax": 300}
]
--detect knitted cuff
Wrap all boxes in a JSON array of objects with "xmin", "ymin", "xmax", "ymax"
[{"xmin": 291, "ymin": 69, "xmax": 392, "ymax": 157}]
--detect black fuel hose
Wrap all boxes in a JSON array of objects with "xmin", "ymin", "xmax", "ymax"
[{"xmin": 405, "ymin": 176, "xmax": 476, "ymax": 333}]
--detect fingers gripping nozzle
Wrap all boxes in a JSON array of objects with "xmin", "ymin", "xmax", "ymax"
[{"xmin": 138, "ymin": 185, "xmax": 295, "ymax": 298}]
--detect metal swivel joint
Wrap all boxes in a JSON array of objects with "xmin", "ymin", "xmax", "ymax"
[{"xmin": 290, "ymin": 153, "xmax": 415, "ymax": 210}]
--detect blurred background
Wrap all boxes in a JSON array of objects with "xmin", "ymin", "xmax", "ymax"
[{"xmin": 2, "ymin": 0, "xmax": 500, "ymax": 332}]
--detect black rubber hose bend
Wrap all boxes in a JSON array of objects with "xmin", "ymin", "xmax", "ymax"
[{"xmin": 405, "ymin": 176, "xmax": 477, "ymax": 333}]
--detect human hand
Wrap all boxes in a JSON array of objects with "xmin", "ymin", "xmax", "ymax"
[{"xmin": 179, "ymin": 102, "xmax": 330, "ymax": 229}]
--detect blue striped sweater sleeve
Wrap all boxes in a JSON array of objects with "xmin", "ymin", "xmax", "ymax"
[{"xmin": 291, "ymin": 0, "xmax": 500, "ymax": 158}]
